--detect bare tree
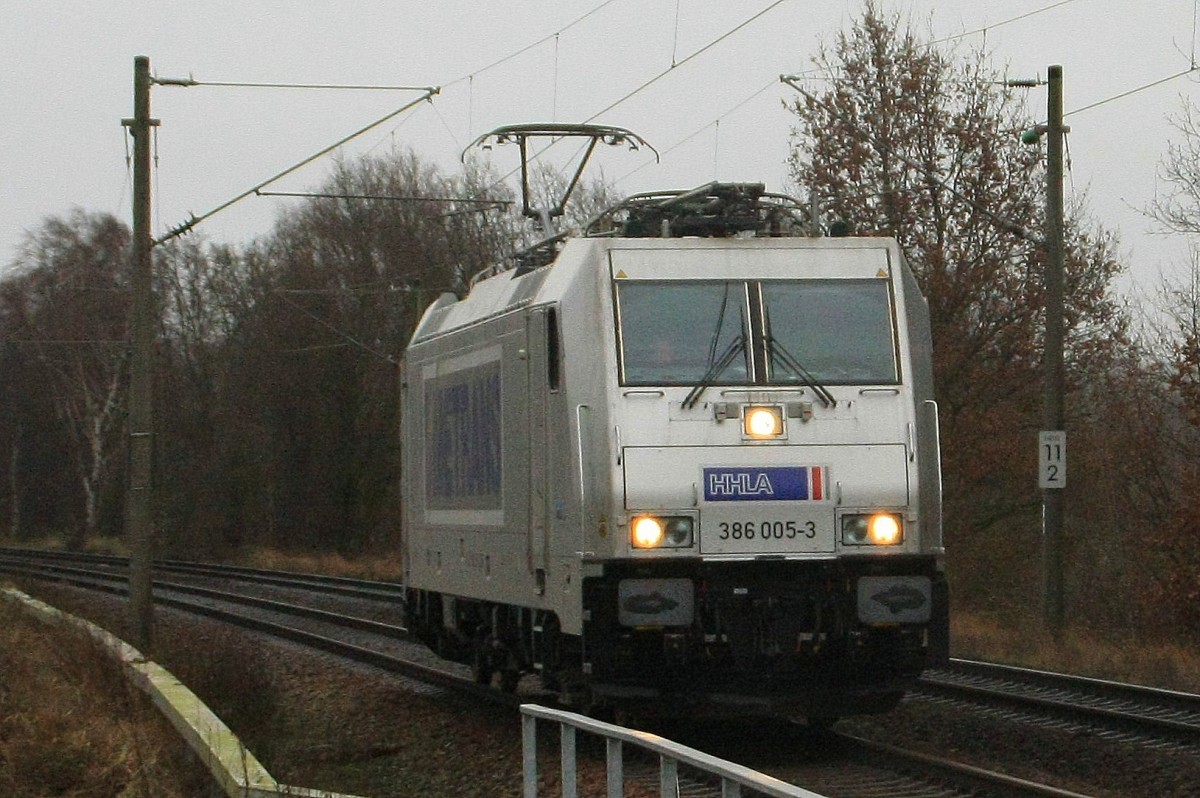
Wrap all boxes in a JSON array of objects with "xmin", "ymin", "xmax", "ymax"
[
  {"xmin": 1167, "ymin": 255, "xmax": 1200, "ymax": 425},
  {"xmin": 1150, "ymin": 103, "xmax": 1200, "ymax": 236},
  {"xmin": 1, "ymin": 210, "xmax": 131, "ymax": 549},
  {"xmin": 1148, "ymin": 102, "xmax": 1200, "ymax": 429},
  {"xmin": 176, "ymin": 147, "xmax": 522, "ymax": 555},
  {"xmin": 1128, "ymin": 100, "xmax": 1200, "ymax": 628},
  {"xmin": 785, "ymin": 6, "xmax": 1129, "ymax": 617}
]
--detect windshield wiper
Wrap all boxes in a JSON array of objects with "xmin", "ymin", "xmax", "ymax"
[
  {"xmin": 766, "ymin": 336, "xmax": 836, "ymax": 408},
  {"xmin": 682, "ymin": 335, "xmax": 745, "ymax": 409}
]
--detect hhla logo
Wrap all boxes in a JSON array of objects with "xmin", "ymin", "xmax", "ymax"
[
  {"xmin": 702, "ymin": 466, "xmax": 825, "ymax": 502},
  {"xmin": 707, "ymin": 471, "xmax": 774, "ymax": 497}
]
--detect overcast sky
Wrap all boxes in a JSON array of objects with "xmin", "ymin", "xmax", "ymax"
[{"xmin": 3, "ymin": 1, "xmax": 1198, "ymax": 305}]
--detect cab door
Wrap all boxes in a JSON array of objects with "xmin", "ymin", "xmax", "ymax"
[{"xmin": 525, "ymin": 306, "xmax": 557, "ymax": 589}]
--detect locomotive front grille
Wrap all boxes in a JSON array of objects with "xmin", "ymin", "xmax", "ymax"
[{"xmin": 584, "ymin": 558, "xmax": 940, "ymax": 693}]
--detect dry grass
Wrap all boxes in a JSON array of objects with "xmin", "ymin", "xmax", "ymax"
[
  {"xmin": 0, "ymin": 595, "xmax": 210, "ymax": 798},
  {"xmin": 951, "ymin": 610, "xmax": 1200, "ymax": 694},
  {"xmin": 5, "ymin": 535, "xmax": 130, "ymax": 556},
  {"xmin": 151, "ymin": 620, "xmax": 286, "ymax": 764},
  {"xmin": 238, "ymin": 546, "xmax": 404, "ymax": 582}
]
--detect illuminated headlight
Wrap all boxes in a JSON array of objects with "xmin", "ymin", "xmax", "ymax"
[
  {"xmin": 631, "ymin": 515, "xmax": 695, "ymax": 549},
  {"xmin": 841, "ymin": 513, "xmax": 903, "ymax": 546},
  {"xmin": 744, "ymin": 406, "xmax": 784, "ymax": 439}
]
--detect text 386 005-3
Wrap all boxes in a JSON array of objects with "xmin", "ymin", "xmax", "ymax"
[{"xmin": 716, "ymin": 519, "xmax": 817, "ymax": 540}]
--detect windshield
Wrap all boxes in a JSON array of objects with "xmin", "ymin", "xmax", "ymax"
[
  {"xmin": 615, "ymin": 278, "xmax": 898, "ymax": 387},
  {"xmin": 762, "ymin": 280, "xmax": 898, "ymax": 385},
  {"xmin": 616, "ymin": 281, "xmax": 751, "ymax": 386}
]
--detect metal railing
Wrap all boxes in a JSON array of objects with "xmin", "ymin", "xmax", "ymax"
[{"xmin": 520, "ymin": 703, "xmax": 829, "ymax": 798}]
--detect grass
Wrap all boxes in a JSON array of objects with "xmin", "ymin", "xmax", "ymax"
[
  {"xmin": 237, "ymin": 545, "xmax": 405, "ymax": 582},
  {"xmin": 150, "ymin": 619, "xmax": 286, "ymax": 765},
  {"xmin": 0, "ymin": 593, "xmax": 211, "ymax": 798},
  {"xmin": 4, "ymin": 534, "xmax": 130, "ymax": 556},
  {"xmin": 951, "ymin": 610, "xmax": 1200, "ymax": 694}
]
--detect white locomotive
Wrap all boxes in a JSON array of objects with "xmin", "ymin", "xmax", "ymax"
[{"xmin": 401, "ymin": 126, "xmax": 948, "ymax": 721}]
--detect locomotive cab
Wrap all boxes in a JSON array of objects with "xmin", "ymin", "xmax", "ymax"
[{"xmin": 585, "ymin": 232, "xmax": 947, "ymax": 718}]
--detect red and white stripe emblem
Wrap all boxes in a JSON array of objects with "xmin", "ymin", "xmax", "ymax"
[{"xmin": 810, "ymin": 466, "xmax": 825, "ymax": 501}]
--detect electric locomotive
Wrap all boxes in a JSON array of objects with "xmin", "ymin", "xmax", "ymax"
[{"xmin": 401, "ymin": 126, "xmax": 948, "ymax": 721}]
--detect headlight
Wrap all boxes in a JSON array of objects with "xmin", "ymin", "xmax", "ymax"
[
  {"xmin": 842, "ymin": 513, "xmax": 903, "ymax": 546},
  {"xmin": 744, "ymin": 405, "xmax": 784, "ymax": 439},
  {"xmin": 631, "ymin": 515, "xmax": 695, "ymax": 549}
]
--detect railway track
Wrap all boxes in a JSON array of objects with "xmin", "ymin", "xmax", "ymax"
[
  {"xmin": 0, "ymin": 551, "xmax": 459, "ymax": 697},
  {"xmin": 918, "ymin": 660, "xmax": 1200, "ymax": 752},
  {"xmin": 4, "ymin": 547, "xmax": 1194, "ymax": 797}
]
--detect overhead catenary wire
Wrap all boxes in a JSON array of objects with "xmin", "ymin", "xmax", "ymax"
[
  {"xmin": 607, "ymin": 0, "xmax": 1090, "ymax": 194},
  {"xmin": 152, "ymin": 87, "xmax": 439, "ymax": 246},
  {"xmin": 610, "ymin": 0, "xmax": 1089, "ymax": 193},
  {"xmin": 441, "ymin": 0, "xmax": 621, "ymax": 92},
  {"xmin": 548, "ymin": 0, "xmax": 1072, "ymax": 195},
  {"xmin": 176, "ymin": 2, "xmax": 621, "ymax": 210},
  {"xmin": 360, "ymin": 1, "xmax": 626, "ymax": 155},
  {"xmin": 482, "ymin": 1, "xmax": 790, "ymax": 198},
  {"xmin": 1064, "ymin": 67, "xmax": 1200, "ymax": 118},
  {"xmin": 152, "ymin": 77, "xmax": 434, "ymax": 92},
  {"xmin": 145, "ymin": 0, "xmax": 1178, "ymax": 251},
  {"xmin": 144, "ymin": 0, "xmax": 787, "ymax": 253},
  {"xmin": 255, "ymin": 190, "xmax": 508, "ymax": 206},
  {"xmin": 671, "ymin": 0, "xmax": 683, "ymax": 67},
  {"xmin": 275, "ymin": 292, "xmax": 396, "ymax": 364},
  {"xmin": 146, "ymin": 0, "xmax": 787, "ymax": 229},
  {"xmin": 779, "ymin": 57, "xmax": 1200, "ymax": 131},
  {"xmin": 553, "ymin": 33, "xmax": 561, "ymax": 121},
  {"xmin": 583, "ymin": 0, "xmax": 787, "ymax": 124},
  {"xmin": 774, "ymin": 2, "xmax": 1200, "ymax": 223},
  {"xmin": 925, "ymin": 0, "xmax": 1086, "ymax": 47},
  {"xmin": 614, "ymin": 77, "xmax": 780, "ymax": 184},
  {"xmin": 450, "ymin": 0, "xmax": 1199, "ymax": 260}
]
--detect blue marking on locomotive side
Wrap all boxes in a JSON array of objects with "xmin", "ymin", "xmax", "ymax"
[
  {"xmin": 426, "ymin": 363, "xmax": 502, "ymax": 508},
  {"xmin": 703, "ymin": 466, "xmax": 811, "ymax": 502}
]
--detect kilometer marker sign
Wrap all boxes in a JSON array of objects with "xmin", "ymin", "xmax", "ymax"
[{"xmin": 1039, "ymin": 430, "xmax": 1066, "ymax": 489}]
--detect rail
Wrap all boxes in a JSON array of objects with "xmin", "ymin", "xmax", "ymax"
[{"xmin": 520, "ymin": 703, "xmax": 828, "ymax": 798}]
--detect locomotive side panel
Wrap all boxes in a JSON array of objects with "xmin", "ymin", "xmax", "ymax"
[
  {"xmin": 402, "ymin": 312, "xmax": 539, "ymax": 607},
  {"xmin": 401, "ymin": 247, "xmax": 619, "ymax": 643}
]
